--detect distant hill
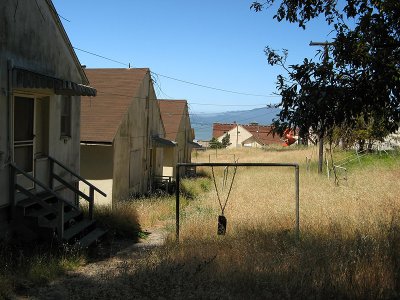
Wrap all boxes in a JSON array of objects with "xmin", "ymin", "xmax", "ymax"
[{"xmin": 191, "ymin": 107, "xmax": 280, "ymax": 140}]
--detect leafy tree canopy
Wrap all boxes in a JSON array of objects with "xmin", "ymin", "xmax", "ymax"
[
  {"xmin": 209, "ymin": 137, "xmax": 224, "ymax": 149},
  {"xmin": 221, "ymin": 133, "xmax": 232, "ymax": 148},
  {"xmin": 252, "ymin": 0, "xmax": 400, "ymax": 140}
]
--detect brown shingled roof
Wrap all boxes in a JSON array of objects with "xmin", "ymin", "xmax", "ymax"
[
  {"xmin": 212, "ymin": 123, "xmax": 237, "ymax": 139},
  {"xmin": 213, "ymin": 123, "xmax": 282, "ymax": 145},
  {"xmin": 81, "ymin": 68, "xmax": 149, "ymax": 143},
  {"xmin": 242, "ymin": 124, "xmax": 282, "ymax": 145},
  {"xmin": 158, "ymin": 100, "xmax": 188, "ymax": 141}
]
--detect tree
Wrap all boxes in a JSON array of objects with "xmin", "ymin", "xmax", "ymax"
[
  {"xmin": 221, "ymin": 133, "xmax": 232, "ymax": 148},
  {"xmin": 252, "ymin": 0, "xmax": 400, "ymax": 162},
  {"xmin": 209, "ymin": 137, "xmax": 223, "ymax": 149},
  {"xmin": 332, "ymin": 114, "xmax": 390, "ymax": 151}
]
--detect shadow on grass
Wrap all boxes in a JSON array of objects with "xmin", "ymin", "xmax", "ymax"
[{"xmin": 23, "ymin": 224, "xmax": 400, "ymax": 299}]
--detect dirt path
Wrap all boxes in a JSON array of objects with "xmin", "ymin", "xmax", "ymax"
[{"xmin": 17, "ymin": 227, "xmax": 169, "ymax": 300}]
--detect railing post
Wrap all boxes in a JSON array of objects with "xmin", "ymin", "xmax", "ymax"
[
  {"xmin": 49, "ymin": 158, "xmax": 54, "ymax": 189},
  {"xmin": 57, "ymin": 200, "xmax": 64, "ymax": 240},
  {"xmin": 89, "ymin": 187, "xmax": 94, "ymax": 220},
  {"xmin": 9, "ymin": 166, "xmax": 16, "ymax": 220},
  {"xmin": 166, "ymin": 177, "xmax": 171, "ymax": 194}
]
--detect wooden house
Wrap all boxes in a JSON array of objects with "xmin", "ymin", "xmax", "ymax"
[
  {"xmin": 0, "ymin": 0, "xmax": 106, "ymax": 245},
  {"xmin": 80, "ymin": 68, "xmax": 170, "ymax": 205},
  {"xmin": 158, "ymin": 100, "xmax": 194, "ymax": 178},
  {"xmin": 213, "ymin": 122, "xmax": 282, "ymax": 148}
]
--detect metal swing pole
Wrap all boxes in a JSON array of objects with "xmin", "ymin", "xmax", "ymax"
[
  {"xmin": 175, "ymin": 162, "xmax": 300, "ymax": 241},
  {"xmin": 295, "ymin": 165, "xmax": 300, "ymax": 240},
  {"xmin": 175, "ymin": 165, "xmax": 180, "ymax": 240}
]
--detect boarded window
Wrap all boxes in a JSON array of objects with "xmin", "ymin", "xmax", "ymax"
[{"xmin": 60, "ymin": 96, "xmax": 71, "ymax": 137}]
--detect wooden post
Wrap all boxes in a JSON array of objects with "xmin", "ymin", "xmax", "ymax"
[
  {"xmin": 49, "ymin": 158, "xmax": 54, "ymax": 189},
  {"xmin": 318, "ymin": 136, "xmax": 324, "ymax": 174},
  {"xmin": 309, "ymin": 41, "xmax": 332, "ymax": 175},
  {"xmin": 326, "ymin": 158, "xmax": 330, "ymax": 179},
  {"xmin": 89, "ymin": 187, "xmax": 94, "ymax": 220},
  {"xmin": 9, "ymin": 166, "xmax": 16, "ymax": 220},
  {"xmin": 57, "ymin": 200, "xmax": 64, "ymax": 240}
]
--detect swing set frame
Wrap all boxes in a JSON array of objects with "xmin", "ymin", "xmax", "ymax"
[{"xmin": 175, "ymin": 162, "xmax": 300, "ymax": 241}]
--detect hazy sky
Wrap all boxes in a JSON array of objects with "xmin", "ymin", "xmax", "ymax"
[{"xmin": 53, "ymin": 1, "xmax": 335, "ymax": 114}]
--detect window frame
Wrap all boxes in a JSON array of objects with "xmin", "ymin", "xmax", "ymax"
[{"xmin": 60, "ymin": 96, "xmax": 72, "ymax": 138}]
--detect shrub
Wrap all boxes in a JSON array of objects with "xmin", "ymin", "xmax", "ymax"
[{"xmin": 91, "ymin": 203, "xmax": 143, "ymax": 240}]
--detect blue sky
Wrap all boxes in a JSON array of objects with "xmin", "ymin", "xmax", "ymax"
[{"xmin": 53, "ymin": 1, "xmax": 335, "ymax": 114}]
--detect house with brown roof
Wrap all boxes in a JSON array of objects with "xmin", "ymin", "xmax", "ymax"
[
  {"xmin": 0, "ymin": 0, "xmax": 106, "ymax": 244},
  {"xmin": 80, "ymin": 68, "xmax": 170, "ymax": 205},
  {"xmin": 158, "ymin": 100, "xmax": 194, "ymax": 177},
  {"xmin": 213, "ymin": 122, "xmax": 282, "ymax": 148}
]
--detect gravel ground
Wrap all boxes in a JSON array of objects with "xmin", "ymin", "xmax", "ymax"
[{"xmin": 14, "ymin": 227, "xmax": 168, "ymax": 300}]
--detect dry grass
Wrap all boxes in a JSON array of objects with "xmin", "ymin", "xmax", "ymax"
[
  {"xmin": 125, "ymin": 147, "xmax": 400, "ymax": 298},
  {"xmin": 10, "ymin": 147, "xmax": 400, "ymax": 299}
]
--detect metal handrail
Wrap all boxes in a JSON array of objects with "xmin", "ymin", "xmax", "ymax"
[
  {"xmin": 10, "ymin": 162, "xmax": 78, "ymax": 210},
  {"xmin": 10, "ymin": 162, "xmax": 79, "ymax": 239},
  {"xmin": 47, "ymin": 156, "xmax": 106, "ymax": 197}
]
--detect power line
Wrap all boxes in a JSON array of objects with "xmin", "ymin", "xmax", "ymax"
[
  {"xmin": 95, "ymin": 90, "xmax": 269, "ymax": 108},
  {"xmin": 58, "ymin": 14, "xmax": 71, "ymax": 22},
  {"xmin": 151, "ymin": 71, "xmax": 278, "ymax": 98},
  {"xmin": 189, "ymin": 102, "xmax": 269, "ymax": 107},
  {"xmin": 72, "ymin": 46, "xmax": 278, "ymax": 97},
  {"xmin": 73, "ymin": 47, "xmax": 129, "ymax": 67}
]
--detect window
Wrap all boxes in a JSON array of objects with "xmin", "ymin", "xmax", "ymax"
[{"xmin": 60, "ymin": 96, "xmax": 71, "ymax": 137}]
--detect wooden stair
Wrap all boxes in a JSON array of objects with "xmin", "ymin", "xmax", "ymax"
[{"xmin": 16, "ymin": 192, "xmax": 107, "ymax": 247}]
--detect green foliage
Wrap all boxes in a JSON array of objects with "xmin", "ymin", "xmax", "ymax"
[
  {"xmin": 335, "ymin": 150, "xmax": 399, "ymax": 171},
  {"xmin": 0, "ymin": 240, "xmax": 86, "ymax": 295},
  {"xmin": 210, "ymin": 134, "xmax": 231, "ymax": 149},
  {"xmin": 331, "ymin": 114, "xmax": 391, "ymax": 150},
  {"xmin": 221, "ymin": 133, "xmax": 232, "ymax": 148},
  {"xmin": 253, "ymin": 0, "xmax": 400, "ymax": 140},
  {"xmin": 27, "ymin": 256, "xmax": 64, "ymax": 284},
  {"xmin": 90, "ymin": 203, "xmax": 143, "ymax": 240},
  {"xmin": 209, "ymin": 137, "xmax": 223, "ymax": 149},
  {"xmin": 0, "ymin": 274, "xmax": 13, "ymax": 299},
  {"xmin": 181, "ymin": 177, "xmax": 212, "ymax": 200}
]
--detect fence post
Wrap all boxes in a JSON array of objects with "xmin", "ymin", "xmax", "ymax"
[{"xmin": 326, "ymin": 158, "xmax": 330, "ymax": 179}]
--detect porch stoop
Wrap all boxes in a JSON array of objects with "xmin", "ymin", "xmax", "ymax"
[
  {"xmin": 10, "ymin": 156, "xmax": 108, "ymax": 247},
  {"xmin": 15, "ymin": 191, "xmax": 107, "ymax": 247}
]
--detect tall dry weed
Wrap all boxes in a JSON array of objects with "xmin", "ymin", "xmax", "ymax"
[{"xmin": 153, "ymin": 147, "xmax": 400, "ymax": 298}]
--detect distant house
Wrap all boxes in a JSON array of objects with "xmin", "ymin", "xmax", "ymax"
[
  {"xmin": 158, "ymin": 100, "xmax": 194, "ymax": 177},
  {"xmin": 80, "ymin": 68, "xmax": 170, "ymax": 205},
  {"xmin": 213, "ymin": 122, "xmax": 282, "ymax": 148},
  {"xmin": 196, "ymin": 140, "xmax": 210, "ymax": 149},
  {"xmin": 0, "ymin": 0, "xmax": 106, "ymax": 244}
]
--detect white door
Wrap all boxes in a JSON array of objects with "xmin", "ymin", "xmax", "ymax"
[{"xmin": 14, "ymin": 96, "xmax": 35, "ymax": 189}]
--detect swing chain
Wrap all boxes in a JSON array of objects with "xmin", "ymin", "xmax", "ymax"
[{"xmin": 211, "ymin": 163, "xmax": 238, "ymax": 216}]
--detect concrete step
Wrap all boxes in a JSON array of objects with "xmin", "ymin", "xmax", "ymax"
[
  {"xmin": 77, "ymin": 228, "xmax": 108, "ymax": 248},
  {"xmin": 63, "ymin": 219, "xmax": 96, "ymax": 242},
  {"xmin": 39, "ymin": 209, "xmax": 82, "ymax": 228},
  {"xmin": 25, "ymin": 207, "xmax": 55, "ymax": 219},
  {"xmin": 17, "ymin": 192, "xmax": 58, "ymax": 215}
]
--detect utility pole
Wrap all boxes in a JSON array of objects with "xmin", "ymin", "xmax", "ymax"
[
  {"xmin": 309, "ymin": 41, "xmax": 333, "ymax": 174},
  {"xmin": 234, "ymin": 121, "xmax": 239, "ymax": 148}
]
